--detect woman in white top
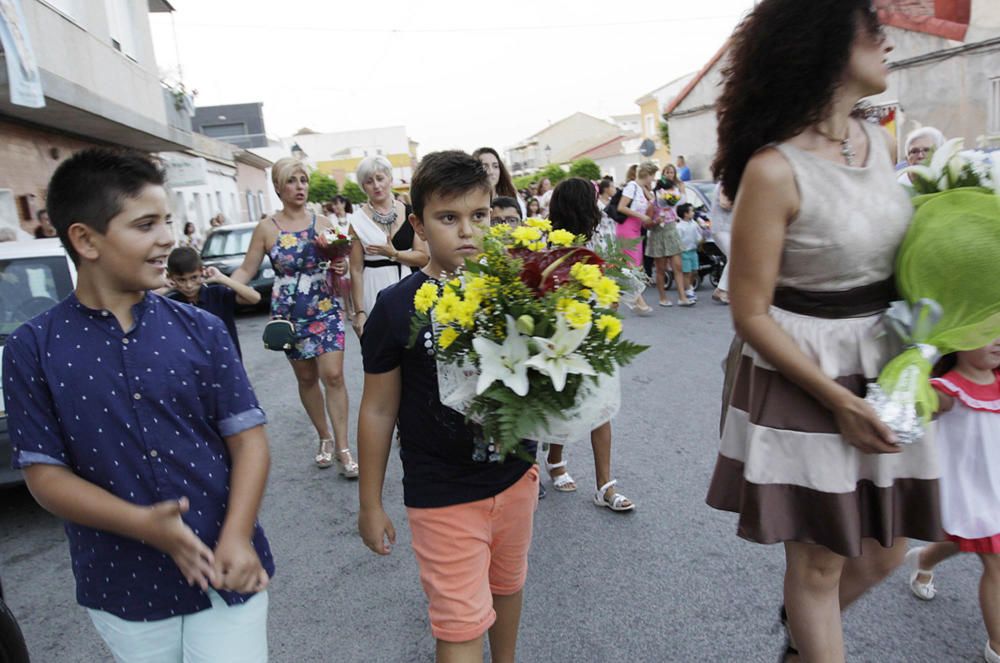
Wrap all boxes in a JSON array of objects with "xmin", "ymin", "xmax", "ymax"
[{"xmin": 348, "ymin": 156, "xmax": 429, "ymax": 336}]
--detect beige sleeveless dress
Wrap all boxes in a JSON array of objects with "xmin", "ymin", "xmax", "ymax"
[{"xmin": 706, "ymin": 122, "xmax": 944, "ymax": 557}]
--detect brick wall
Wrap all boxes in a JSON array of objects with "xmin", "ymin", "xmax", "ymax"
[{"xmin": 0, "ymin": 118, "xmax": 102, "ymax": 219}]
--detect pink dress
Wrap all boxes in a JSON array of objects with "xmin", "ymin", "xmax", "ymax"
[{"xmin": 615, "ymin": 181, "xmax": 647, "ymax": 267}]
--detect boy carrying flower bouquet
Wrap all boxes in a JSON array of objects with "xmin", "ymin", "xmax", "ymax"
[{"xmin": 357, "ymin": 151, "xmax": 538, "ymax": 663}]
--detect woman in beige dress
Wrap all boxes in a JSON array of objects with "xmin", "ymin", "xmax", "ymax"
[{"xmin": 704, "ymin": 1, "xmax": 944, "ymax": 661}]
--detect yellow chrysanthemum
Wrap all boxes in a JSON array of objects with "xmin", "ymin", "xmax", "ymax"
[
  {"xmin": 510, "ymin": 225, "xmax": 544, "ymax": 249},
  {"xmin": 594, "ymin": 277, "xmax": 621, "ymax": 307},
  {"xmin": 557, "ymin": 298, "xmax": 593, "ymax": 329},
  {"xmin": 414, "ymin": 282, "xmax": 440, "ymax": 314},
  {"xmin": 595, "ymin": 315, "xmax": 622, "ymax": 340},
  {"xmin": 489, "ymin": 224, "xmax": 511, "ymax": 238},
  {"xmin": 438, "ymin": 327, "xmax": 460, "ymax": 349},
  {"xmin": 570, "ymin": 262, "xmax": 602, "ymax": 289},
  {"xmin": 528, "ymin": 241, "xmax": 546, "ymax": 252},
  {"xmin": 279, "ymin": 234, "xmax": 298, "ymax": 249},
  {"xmin": 524, "ymin": 217, "xmax": 552, "ymax": 232},
  {"xmin": 464, "ymin": 276, "xmax": 490, "ymax": 308},
  {"xmin": 579, "ymin": 288, "xmax": 592, "ymax": 300},
  {"xmin": 455, "ymin": 299, "xmax": 478, "ymax": 328},
  {"xmin": 448, "ymin": 278, "xmax": 461, "ymax": 289},
  {"xmin": 435, "ymin": 290, "xmax": 462, "ymax": 325},
  {"xmin": 317, "ymin": 298, "xmax": 333, "ymax": 313},
  {"xmin": 548, "ymin": 229, "xmax": 576, "ymax": 247}
]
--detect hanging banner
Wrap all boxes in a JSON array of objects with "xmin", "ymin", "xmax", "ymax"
[{"xmin": 0, "ymin": 0, "xmax": 44, "ymax": 108}]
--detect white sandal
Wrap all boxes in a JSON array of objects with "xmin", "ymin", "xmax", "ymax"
[
  {"xmin": 904, "ymin": 546, "xmax": 936, "ymax": 600},
  {"xmin": 315, "ymin": 438, "xmax": 334, "ymax": 469},
  {"xmin": 545, "ymin": 460, "xmax": 577, "ymax": 492},
  {"xmin": 594, "ymin": 480, "xmax": 635, "ymax": 512}
]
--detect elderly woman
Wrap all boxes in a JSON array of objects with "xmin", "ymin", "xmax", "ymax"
[
  {"xmin": 233, "ymin": 157, "xmax": 357, "ymax": 476},
  {"xmin": 348, "ymin": 155, "xmax": 429, "ymax": 336},
  {"xmin": 897, "ymin": 126, "xmax": 945, "ymax": 187}
]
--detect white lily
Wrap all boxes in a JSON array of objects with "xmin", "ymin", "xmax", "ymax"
[
  {"xmin": 903, "ymin": 137, "xmax": 964, "ymax": 191},
  {"xmin": 472, "ymin": 315, "xmax": 531, "ymax": 396},
  {"xmin": 524, "ymin": 313, "xmax": 596, "ymax": 392}
]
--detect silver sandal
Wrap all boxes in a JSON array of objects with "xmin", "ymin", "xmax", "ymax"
[
  {"xmin": 335, "ymin": 447, "xmax": 359, "ymax": 479},
  {"xmin": 315, "ymin": 438, "xmax": 334, "ymax": 469}
]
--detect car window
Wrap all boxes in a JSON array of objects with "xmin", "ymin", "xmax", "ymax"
[
  {"xmin": 202, "ymin": 229, "xmax": 253, "ymax": 258},
  {"xmin": 0, "ymin": 255, "xmax": 74, "ymax": 338}
]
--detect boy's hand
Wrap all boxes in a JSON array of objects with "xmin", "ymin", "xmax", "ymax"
[
  {"xmin": 143, "ymin": 497, "xmax": 218, "ymax": 590},
  {"xmin": 358, "ymin": 506, "xmax": 396, "ymax": 555},
  {"xmin": 212, "ymin": 534, "xmax": 269, "ymax": 594},
  {"xmin": 203, "ymin": 266, "xmax": 224, "ymax": 284}
]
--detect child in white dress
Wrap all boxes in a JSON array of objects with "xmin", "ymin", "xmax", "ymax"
[{"xmin": 906, "ymin": 338, "xmax": 1000, "ymax": 663}]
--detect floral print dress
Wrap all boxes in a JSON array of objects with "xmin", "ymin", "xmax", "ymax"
[{"xmin": 268, "ymin": 215, "xmax": 346, "ymax": 360}]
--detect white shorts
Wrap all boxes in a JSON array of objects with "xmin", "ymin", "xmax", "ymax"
[{"xmin": 87, "ymin": 590, "xmax": 268, "ymax": 663}]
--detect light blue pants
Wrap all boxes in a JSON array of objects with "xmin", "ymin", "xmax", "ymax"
[{"xmin": 87, "ymin": 590, "xmax": 268, "ymax": 663}]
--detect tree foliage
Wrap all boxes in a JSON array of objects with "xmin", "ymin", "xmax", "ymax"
[
  {"xmin": 659, "ymin": 115, "xmax": 671, "ymax": 151},
  {"xmin": 539, "ymin": 163, "xmax": 568, "ymax": 185},
  {"xmin": 568, "ymin": 158, "xmax": 601, "ymax": 181},
  {"xmin": 342, "ymin": 180, "xmax": 367, "ymax": 204},
  {"xmin": 307, "ymin": 171, "xmax": 339, "ymax": 203}
]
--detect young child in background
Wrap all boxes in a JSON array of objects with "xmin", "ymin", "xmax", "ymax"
[
  {"xmin": 2, "ymin": 149, "xmax": 274, "ymax": 663},
  {"xmin": 906, "ymin": 339, "xmax": 1000, "ymax": 662},
  {"xmin": 490, "ymin": 196, "xmax": 522, "ymax": 227},
  {"xmin": 358, "ymin": 151, "xmax": 538, "ymax": 663},
  {"xmin": 675, "ymin": 203, "xmax": 702, "ymax": 304},
  {"xmin": 166, "ymin": 246, "xmax": 261, "ymax": 359}
]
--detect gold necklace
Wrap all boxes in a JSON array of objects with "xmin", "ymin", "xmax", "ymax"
[{"xmin": 814, "ymin": 124, "xmax": 856, "ymax": 166}]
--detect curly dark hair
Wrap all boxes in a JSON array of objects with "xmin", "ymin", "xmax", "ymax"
[
  {"xmin": 548, "ymin": 177, "xmax": 601, "ymax": 240},
  {"xmin": 712, "ymin": 0, "xmax": 882, "ymax": 200}
]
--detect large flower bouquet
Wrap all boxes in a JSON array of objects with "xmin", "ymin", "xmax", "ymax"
[
  {"xmin": 316, "ymin": 227, "xmax": 353, "ymax": 304},
  {"xmin": 410, "ymin": 217, "xmax": 648, "ymax": 460},
  {"xmin": 866, "ymin": 139, "xmax": 1000, "ymax": 442}
]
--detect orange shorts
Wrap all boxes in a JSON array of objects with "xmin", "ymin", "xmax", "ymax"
[{"xmin": 406, "ymin": 466, "xmax": 539, "ymax": 642}]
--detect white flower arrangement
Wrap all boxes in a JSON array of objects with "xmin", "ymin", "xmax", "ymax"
[{"xmin": 904, "ymin": 138, "xmax": 1000, "ymax": 196}]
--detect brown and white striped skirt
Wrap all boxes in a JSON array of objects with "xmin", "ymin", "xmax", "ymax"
[{"xmin": 706, "ymin": 285, "xmax": 945, "ymax": 557}]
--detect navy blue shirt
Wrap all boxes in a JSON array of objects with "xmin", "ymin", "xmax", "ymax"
[
  {"xmin": 168, "ymin": 284, "xmax": 241, "ymax": 358},
  {"xmin": 2, "ymin": 292, "xmax": 273, "ymax": 621},
  {"xmin": 361, "ymin": 271, "xmax": 535, "ymax": 508}
]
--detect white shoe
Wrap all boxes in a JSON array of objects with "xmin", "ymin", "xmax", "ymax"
[
  {"xmin": 904, "ymin": 546, "xmax": 937, "ymax": 600},
  {"xmin": 985, "ymin": 641, "xmax": 1000, "ymax": 663}
]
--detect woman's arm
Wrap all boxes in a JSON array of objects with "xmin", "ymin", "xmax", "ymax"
[
  {"xmin": 729, "ymin": 148, "xmax": 898, "ymax": 453},
  {"xmin": 394, "ymin": 231, "xmax": 429, "ymax": 268},
  {"xmin": 231, "ymin": 222, "xmax": 272, "ymax": 286},
  {"xmin": 617, "ymin": 188, "xmax": 651, "ymax": 223},
  {"xmin": 349, "ymin": 228, "xmax": 366, "ymax": 332}
]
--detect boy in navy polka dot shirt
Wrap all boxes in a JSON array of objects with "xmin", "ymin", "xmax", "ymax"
[{"xmin": 1, "ymin": 149, "xmax": 274, "ymax": 662}]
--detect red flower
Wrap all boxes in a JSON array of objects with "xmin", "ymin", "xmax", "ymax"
[
  {"xmin": 513, "ymin": 247, "xmax": 605, "ymax": 295},
  {"xmin": 315, "ymin": 232, "xmax": 352, "ymax": 260},
  {"xmin": 308, "ymin": 321, "xmax": 327, "ymax": 335}
]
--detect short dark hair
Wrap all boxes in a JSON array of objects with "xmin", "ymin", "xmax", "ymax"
[
  {"xmin": 491, "ymin": 196, "xmax": 521, "ymax": 218},
  {"xmin": 676, "ymin": 203, "xmax": 694, "ymax": 218},
  {"xmin": 548, "ymin": 177, "xmax": 601, "ymax": 240},
  {"xmin": 167, "ymin": 246, "xmax": 202, "ymax": 275},
  {"xmin": 331, "ymin": 194, "xmax": 353, "ymax": 214},
  {"xmin": 46, "ymin": 148, "xmax": 166, "ymax": 263},
  {"xmin": 410, "ymin": 151, "xmax": 491, "ymax": 219}
]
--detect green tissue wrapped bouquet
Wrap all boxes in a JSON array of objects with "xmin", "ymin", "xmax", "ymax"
[{"xmin": 866, "ymin": 139, "xmax": 1000, "ymax": 442}]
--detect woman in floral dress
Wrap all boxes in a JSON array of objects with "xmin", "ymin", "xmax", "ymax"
[{"xmin": 233, "ymin": 157, "xmax": 357, "ymax": 477}]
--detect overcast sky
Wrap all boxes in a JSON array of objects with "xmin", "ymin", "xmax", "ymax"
[{"xmin": 149, "ymin": 1, "xmax": 755, "ymax": 155}]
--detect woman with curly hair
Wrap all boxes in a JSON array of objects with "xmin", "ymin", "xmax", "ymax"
[
  {"xmin": 542, "ymin": 177, "xmax": 635, "ymax": 511},
  {"xmin": 703, "ymin": 1, "xmax": 944, "ymax": 660}
]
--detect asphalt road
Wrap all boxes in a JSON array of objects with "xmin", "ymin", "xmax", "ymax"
[{"xmin": 0, "ymin": 291, "xmax": 988, "ymax": 662}]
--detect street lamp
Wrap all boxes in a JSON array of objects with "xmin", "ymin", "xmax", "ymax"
[{"xmin": 544, "ymin": 144, "xmax": 552, "ymax": 165}]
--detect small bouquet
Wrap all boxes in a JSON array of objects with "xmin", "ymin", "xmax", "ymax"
[
  {"xmin": 410, "ymin": 217, "xmax": 648, "ymax": 460},
  {"xmin": 315, "ymin": 227, "xmax": 353, "ymax": 304},
  {"xmin": 656, "ymin": 190, "xmax": 681, "ymax": 208},
  {"xmin": 865, "ymin": 139, "xmax": 1000, "ymax": 443}
]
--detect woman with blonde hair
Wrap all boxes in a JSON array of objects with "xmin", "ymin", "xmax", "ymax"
[
  {"xmin": 615, "ymin": 161, "xmax": 657, "ymax": 313},
  {"xmin": 233, "ymin": 157, "xmax": 357, "ymax": 476},
  {"xmin": 348, "ymin": 155, "xmax": 428, "ymax": 335}
]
